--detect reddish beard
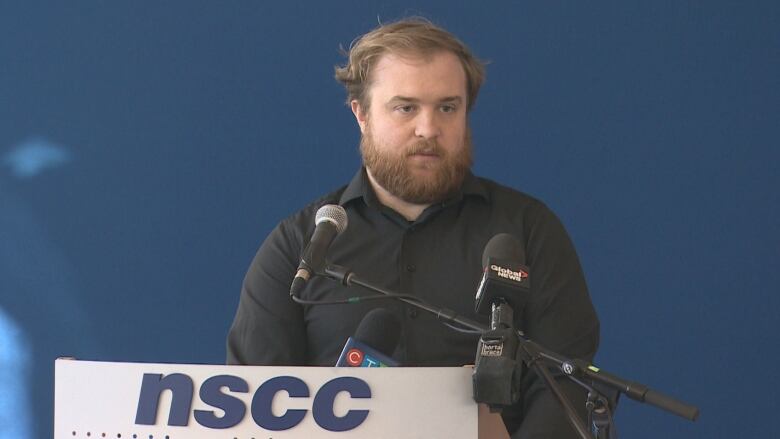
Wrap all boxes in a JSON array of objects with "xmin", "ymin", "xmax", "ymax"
[{"xmin": 360, "ymin": 127, "xmax": 473, "ymax": 204}]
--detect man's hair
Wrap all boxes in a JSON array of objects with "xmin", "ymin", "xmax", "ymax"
[{"xmin": 334, "ymin": 17, "xmax": 486, "ymax": 112}]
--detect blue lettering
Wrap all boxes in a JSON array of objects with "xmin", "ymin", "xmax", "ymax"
[
  {"xmin": 312, "ymin": 377, "xmax": 371, "ymax": 431},
  {"xmin": 135, "ymin": 373, "xmax": 193, "ymax": 426},
  {"xmin": 251, "ymin": 376, "xmax": 309, "ymax": 431},
  {"xmin": 133, "ymin": 372, "xmax": 372, "ymax": 431},
  {"xmin": 193, "ymin": 375, "xmax": 248, "ymax": 428}
]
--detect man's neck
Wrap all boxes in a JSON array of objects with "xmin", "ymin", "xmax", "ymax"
[{"xmin": 365, "ymin": 169, "xmax": 431, "ymax": 222}]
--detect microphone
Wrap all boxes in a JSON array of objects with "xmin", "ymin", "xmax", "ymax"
[
  {"xmin": 474, "ymin": 233, "xmax": 530, "ymax": 319},
  {"xmin": 290, "ymin": 204, "xmax": 348, "ymax": 297},
  {"xmin": 473, "ymin": 233, "xmax": 528, "ymax": 410},
  {"xmin": 336, "ymin": 308, "xmax": 401, "ymax": 367}
]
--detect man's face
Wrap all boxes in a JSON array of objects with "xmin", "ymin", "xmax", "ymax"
[{"xmin": 353, "ymin": 51, "xmax": 472, "ymax": 204}]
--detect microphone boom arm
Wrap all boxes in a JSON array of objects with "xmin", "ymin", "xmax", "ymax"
[{"xmin": 321, "ymin": 263, "xmax": 699, "ymax": 432}]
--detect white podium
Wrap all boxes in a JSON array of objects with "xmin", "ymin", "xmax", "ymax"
[{"xmin": 54, "ymin": 358, "xmax": 492, "ymax": 439}]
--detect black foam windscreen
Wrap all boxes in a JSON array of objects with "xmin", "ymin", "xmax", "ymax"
[
  {"xmin": 481, "ymin": 233, "xmax": 525, "ymax": 268},
  {"xmin": 353, "ymin": 308, "xmax": 402, "ymax": 357},
  {"xmin": 475, "ymin": 233, "xmax": 530, "ymax": 316}
]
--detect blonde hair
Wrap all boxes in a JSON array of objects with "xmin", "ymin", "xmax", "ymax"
[{"xmin": 334, "ymin": 17, "xmax": 486, "ymax": 111}]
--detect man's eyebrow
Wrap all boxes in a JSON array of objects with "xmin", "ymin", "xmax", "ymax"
[
  {"xmin": 387, "ymin": 96, "xmax": 420, "ymax": 103},
  {"xmin": 386, "ymin": 96, "xmax": 464, "ymax": 103},
  {"xmin": 439, "ymin": 96, "xmax": 463, "ymax": 103}
]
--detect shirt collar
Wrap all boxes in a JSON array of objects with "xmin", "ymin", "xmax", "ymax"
[{"xmin": 339, "ymin": 167, "xmax": 490, "ymax": 207}]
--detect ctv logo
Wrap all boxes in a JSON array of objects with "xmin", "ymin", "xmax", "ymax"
[
  {"xmin": 134, "ymin": 373, "xmax": 371, "ymax": 432},
  {"xmin": 346, "ymin": 348, "xmax": 364, "ymax": 366},
  {"xmin": 345, "ymin": 348, "xmax": 384, "ymax": 367}
]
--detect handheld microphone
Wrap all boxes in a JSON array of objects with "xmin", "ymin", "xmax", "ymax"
[
  {"xmin": 336, "ymin": 308, "xmax": 401, "ymax": 367},
  {"xmin": 290, "ymin": 204, "xmax": 348, "ymax": 297},
  {"xmin": 474, "ymin": 233, "xmax": 530, "ymax": 318}
]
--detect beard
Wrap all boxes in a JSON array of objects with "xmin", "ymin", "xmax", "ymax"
[{"xmin": 360, "ymin": 126, "xmax": 473, "ymax": 205}]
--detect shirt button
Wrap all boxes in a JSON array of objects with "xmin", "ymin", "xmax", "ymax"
[
  {"xmin": 406, "ymin": 264, "xmax": 416, "ymax": 272},
  {"xmin": 409, "ymin": 309, "xmax": 419, "ymax": 319}
]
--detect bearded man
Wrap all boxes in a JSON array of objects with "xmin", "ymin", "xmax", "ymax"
[{"xmin": 227, "ymin": 18, "xmax": 599, "ymax": 438}]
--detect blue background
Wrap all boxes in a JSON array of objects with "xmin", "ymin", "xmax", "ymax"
[{"xmin": 1, "ymin": 1, "xmax": 778, "ymax": 438}]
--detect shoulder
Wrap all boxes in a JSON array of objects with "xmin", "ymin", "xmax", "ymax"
[
  {"xmin": 251, "ymin": 184, "xmax": 349, "ymax": 270},
  {"xmin": 277, "ymin": 185, "xmax": 349, "ymax": 241},
  {"xmin": 472, "ymin": 175, "xmax": 555, "ymax": 222},
  {"xmin": 469, "ymin": 175, "xmax": 575, "ymax": 259}
]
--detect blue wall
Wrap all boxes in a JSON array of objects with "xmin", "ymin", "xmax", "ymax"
[{"xmin": 1, "ymin": 1, "xmax": 778, "ymax": 437}]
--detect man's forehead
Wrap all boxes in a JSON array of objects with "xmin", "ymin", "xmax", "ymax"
[
  {"xmin": 371, "ymin": 50, "xmax": 460, "ymax": 75},
  {"xmin": 369, "ymin": 51, "xmax": 467, "ymax": 99},
  {"xmin": 376, "ymin": 49, "xmax": 438, "ymax": 66}
]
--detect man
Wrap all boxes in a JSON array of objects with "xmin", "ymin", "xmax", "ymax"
[{"xmin": 227, "ymin": 18, "xmax": 599, "ymax": 437}]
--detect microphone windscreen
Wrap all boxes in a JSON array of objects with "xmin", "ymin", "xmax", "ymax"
[
  {"xmin": 481, "ymin": 233, "xmax": 525, "ymax": 268},
  {"xmin": 475, "ymin": 233, "xmax": 530, "ymax": 316},
  {"xmin": 315, "ymin": 204, "xmax": 348, "ymax": 234},
  {"xmin": 354, "ymin": 308, "xmax": 402, "ymax": 358}
]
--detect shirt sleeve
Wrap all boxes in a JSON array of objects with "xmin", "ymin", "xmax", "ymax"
[
  {"xmin": 226, "ymin": 219, "xmax": 308, "ymax": 365},
  {"xmin": 503, "ymin": 202, "xmax": 600, "ymax": 437}
]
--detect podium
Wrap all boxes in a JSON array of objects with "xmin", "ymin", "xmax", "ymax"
[{"xmin": 54, "ymin": 358, "xmax": 501, "ymax": 438}]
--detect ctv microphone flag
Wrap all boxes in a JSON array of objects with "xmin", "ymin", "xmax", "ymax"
[
  {"xmin": 336, "ymin": 308, "xmax": 401, "ymax": 367},
  {"xmin": 336, "ymin": 338, "xmax": 399, "ymax": 367}
]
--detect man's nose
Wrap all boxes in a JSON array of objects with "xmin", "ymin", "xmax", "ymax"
[{"xmin": 414, "ymin": 109, "xmax": 441, "ymax": 139}]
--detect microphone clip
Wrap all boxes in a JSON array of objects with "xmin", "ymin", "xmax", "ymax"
[{"xmin": 472, "ymin": 301, "xmax": 524, "ymax": 412}]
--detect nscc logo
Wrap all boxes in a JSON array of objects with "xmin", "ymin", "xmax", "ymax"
[{"xmin": 134, "ymin": 374, "xmax": 371, "ymax": 431}]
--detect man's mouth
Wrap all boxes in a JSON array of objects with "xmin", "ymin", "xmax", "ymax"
[{"xmin": 407, "ymin": 146, "xmax": 442, "ymax": 157}]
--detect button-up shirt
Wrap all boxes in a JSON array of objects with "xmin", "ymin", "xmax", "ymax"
[{"xmin": 228, "ymin": 167, "xmax": 599, "ymax": 437}]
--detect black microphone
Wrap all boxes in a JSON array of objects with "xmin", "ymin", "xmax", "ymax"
[
  {"xmin": 290, "ymin": 204, "xmax": 348, "ymax": 297},
  {"xmin": 473, "ymin": 233, "xmax": 528, "ymax": 410},
  {"xmin": 336, "ymin": 308, "xmax": 402, "ymax": 367},
  {"xmin": 474, "ymin": 233, "xmax": 530, "ymax": 320}
]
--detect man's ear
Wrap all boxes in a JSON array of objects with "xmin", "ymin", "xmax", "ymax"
[{"xmin": 351, "ymin": 100, "xmax": 367, "ymax": 134}]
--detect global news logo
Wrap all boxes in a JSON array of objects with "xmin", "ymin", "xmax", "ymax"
[{"xmin": 490, "ymin": 264, "xmax": 528, "ymax": 283}]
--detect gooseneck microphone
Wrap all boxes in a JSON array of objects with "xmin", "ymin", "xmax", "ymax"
[
  {"xmin": 474, "ymin": 233, "xmax": 530, "ymax": 324},
  {"xmin": 336, "ymin": 308, "xmax": 402, "ymax": 367},
  {"xmin": 290, "ymin": 204, "xmax": 348, "ymax": 297}
]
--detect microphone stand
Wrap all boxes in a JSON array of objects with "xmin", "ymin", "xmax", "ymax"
[
  {"xmin": 479, "ymin": 301, "xmax": 594, "ymax": 439},
  {"xmin": 321, "ymin": 264, "xmax": 698, "ymax": 438},
  {"xmin": 586, "ymin": 383, "xmax": 618, "ymax": 439},
  {"xmin": 324, "ymin": 264, "xmax": 485, "ymax": 329},
  {"xmin": 324, "ymin": 265, "xmax": 591, "ymax": 439}
]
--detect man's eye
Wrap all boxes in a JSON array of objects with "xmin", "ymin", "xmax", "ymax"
[
  {"xmin": 440, "ymin": 105, "xmax": 457, "ymax": 113},
  {"xmin": 396, "ymin": 105, "xmax": 415, "ymax": 113}
]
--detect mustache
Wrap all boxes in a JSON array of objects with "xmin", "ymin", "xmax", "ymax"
[{"xmin": 405, "ymin": 140, "xmax": 444, "ymax": 157}]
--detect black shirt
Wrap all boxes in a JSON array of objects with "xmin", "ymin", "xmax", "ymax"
[{"xmin": 227, "ymin": 168, "xmax": 600, "ymax": 437}]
